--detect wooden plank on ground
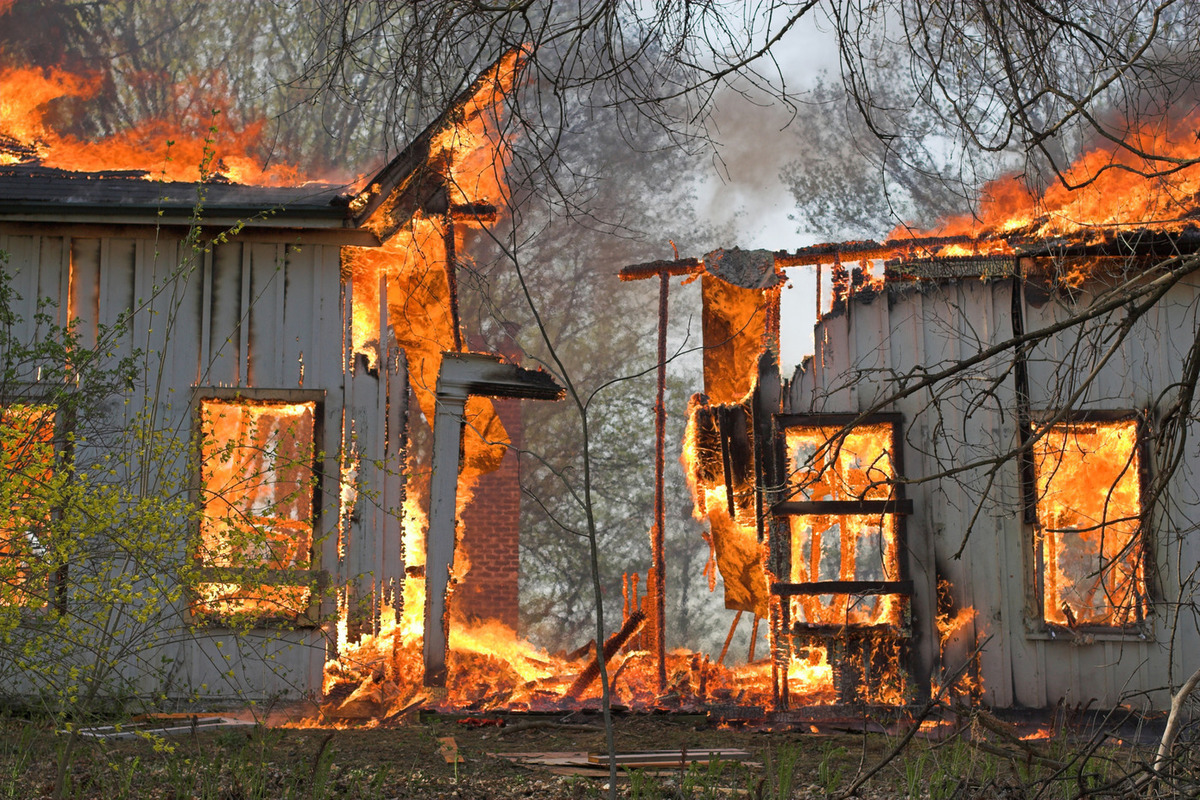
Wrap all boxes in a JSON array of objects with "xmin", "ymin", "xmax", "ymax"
[{"xmin": 588, "ymin": 748, "xmax": 752, "ymax": 767}]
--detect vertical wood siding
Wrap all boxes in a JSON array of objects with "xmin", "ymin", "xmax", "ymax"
[
  {"xmin": 0, "ymin": 225, "xmax": 405, "ymax": 700},
  {"xmin": 789, "ymin": 277, "xmax": 1196, "ymax": 710}
]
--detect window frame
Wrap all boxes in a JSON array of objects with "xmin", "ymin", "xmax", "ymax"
[
  {"xmin": 0, "ymin": 393, "xmax": 71, "ymax": 614},
  {"xmin": 190, "ymin": 387, "xmax": 329, "ymax": 628},
  {"xmin": 770, "ymin": 412, "xmax": 915, "ymax": 706},
  {"xmin": 1024, "ymin": 408, "xmax": 1152, "ymax": 636},
  {"xmin": 772, "ymin": 412, "xmax": 914, "ymax": 626}
]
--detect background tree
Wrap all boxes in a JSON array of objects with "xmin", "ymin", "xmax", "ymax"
[{"xmin": 458, "ymin": 90, "xmax": 737, "ymax": 655}]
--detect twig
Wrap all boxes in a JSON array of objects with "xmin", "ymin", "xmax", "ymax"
[
  {"xmin": 1133, "ymin": 662, "xmax": 1200, "ymax": 791},
  {"xmin": 967, "ymin": 740, "xmax": 1067, "ymax": 772}
]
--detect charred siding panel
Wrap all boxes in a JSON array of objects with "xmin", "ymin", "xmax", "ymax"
[{"xmin": 340, "ymin": 274, "xmax": 408, "ymax": 641}]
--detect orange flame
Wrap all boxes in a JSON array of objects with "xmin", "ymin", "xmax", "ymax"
[
  {"xmin": 1033, "ymin": 419, "xmax": 1145, "ymax": 627},
  {"xmin": 785, "ymin": 424, "xmax": 903, "ymax": 626},
  {"xmin": 898, "ymin": 113, "xmax": 1200, "ymax": 245},
  {"xmin": 0, "ymin": 404, "xmax": 56, "ymax": 608},
  {"xmin": 0, "ymin": 66, "xmax": 306, "ymax": 184}
]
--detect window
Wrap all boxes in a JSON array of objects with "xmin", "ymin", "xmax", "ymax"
[
  {"xmin": 1032, "ymin": 416, "xmax": 1146, "ymax": 628},
  {"xmin": 778, "ymin": 417, "xmax": 910, "ymax": 627},
  {"xmin": 194, "ymin": 392, "xmax": 323, "ymax": 622},
  {"xmin": 772, "ymin": 413, "xmax": 913, "ymax": 706},
  {"xmin": 0, "ymin": 403, "xmax": 58, "ymax": 609}
]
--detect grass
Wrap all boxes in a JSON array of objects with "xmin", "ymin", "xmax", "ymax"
[{"xmin": 0, "ymin": 710, "xmax": 1184, "ymax": 800}]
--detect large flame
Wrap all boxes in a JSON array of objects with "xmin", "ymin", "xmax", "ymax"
[
  {"xmin": 194, "ymin": 399, "xmax": 316, "ymax": 619},
  {"xmin": 900, "ymin": 113, "xmax": 1200, "ymax": 247},
  {"xmin": 0, "ymin": 66, "xmax": 305, "ymax": 184},
  {"xmin": 1033, "ymin": 419, "xmax": 1144, "ymax": 627},
  {"xmin": 780, "ymin": 424, "xmax": 909, "ymax": 704},
  {"xmin": 785, "ymin": 424, "xmax": 902, "ymax": 626}
]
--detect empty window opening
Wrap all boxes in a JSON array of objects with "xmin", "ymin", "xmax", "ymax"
[
  {"xmin": 784, "ymin": 422, "xmax": 904, "ymax": 627},
  {"xmin": 774, "ymin": 417, "xmax": 912, "ymax": 706},
  {"xmin": 195, "ymin": 397, "xmax": 319, "ymax": 621},
  {"xmin": 1032, "ymin": 417, "xmax": 1146, "ymax": 628}
]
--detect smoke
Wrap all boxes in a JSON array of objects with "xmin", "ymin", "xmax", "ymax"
[{"xmin": 699, "ymin": 85, "xmax": 810, "ymax": 249}]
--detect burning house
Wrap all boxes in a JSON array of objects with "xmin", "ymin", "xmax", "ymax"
[
  {"xmin": 3, "ymin": 24, "xmax": 1195, "ymax": 722},
  {"xmin": 0, "ymin": 53, "xmax": 572, "ymax": 706},
  {"xmin": 649, "ymin": 143, "xmax": 1200, "ymax": 715}
]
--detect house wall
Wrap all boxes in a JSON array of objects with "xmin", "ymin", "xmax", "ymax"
[
  {"xmin": 787, "ymin": 274, "xmax": 1199, "ymax": 710},
  {"xmin": 0, "ymin": 224, "xmax": 406, "ymax": 702}
]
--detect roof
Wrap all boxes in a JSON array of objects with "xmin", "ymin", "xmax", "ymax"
[
  {"xmin": 0, "ymin": 49, "xmax": 522, "ymax": 247},
  {"xmin": 0, "ymin": 164, "xmax": 367, "ymax": 239}
]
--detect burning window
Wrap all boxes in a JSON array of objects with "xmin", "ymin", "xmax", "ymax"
[
  {"xmin": 774, "ymin": 415, "xmax": 912, "ymax": 705},
  {"xmin": 0, "ymin": 404, "xmax": 58, "ymax": 609},
  {"xmin": 194, "ymin": 394, "xmax": 322, "ymax": 622},
  {"xmin": 1032, "ymin": 417, "xmax": 1146, "ymax": 628}
]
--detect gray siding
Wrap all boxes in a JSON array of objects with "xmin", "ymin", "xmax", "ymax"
[
  {"xmin": 788, "ymin": 276, "xmax": 1198, "ymax": 710},
  {"xmin": 0, "ymin": 225, "xmax": 405, "ymax": 701}
]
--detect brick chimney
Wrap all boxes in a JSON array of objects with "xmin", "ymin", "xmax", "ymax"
[{"xmin": 455, "ymin": 325, "xmax": 525, "ymax": 630}]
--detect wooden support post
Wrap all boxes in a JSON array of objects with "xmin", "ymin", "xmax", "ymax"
[
  {"xmin": 422, "ymin": 353, "xmax": 563, "ymax": 687},
  {"xmin": 652, "ymin": 268, "xmax": 669, "ymax": 692},
  {"xmin": 423, "ymin": 391, "xmax": 467, "ymax": 687},
  {"xmin": 717, "ymin": 610, "xmax": 743, "ymax": 667},
  {"xmin": 443, "ymin": 211, "xmax": 462, "ymax": 352}
]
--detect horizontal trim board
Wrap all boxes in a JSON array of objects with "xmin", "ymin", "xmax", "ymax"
[
  {"xmin": 0, "ymin": 220, "xmax": 381, "ymax": 247},
  {"xmin": 777, "ymin": 411, "xmax": 904, "ymax": 428},
  {"xmin": 772, "ymin": 580, "xmax": 914, "ymax": 596},
  {"xmin": 775, "ymin": 499, "xmax": 913, "ymax": 515}
]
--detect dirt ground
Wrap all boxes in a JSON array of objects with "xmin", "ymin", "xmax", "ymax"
[{"xmin": 0, "ymin": 707, "xmax": 1162, "ymax": 800}]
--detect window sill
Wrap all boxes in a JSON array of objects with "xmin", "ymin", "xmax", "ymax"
[{"xmin": 1024, "ymin": 627, "xmax": 1153, "ymax": 644}]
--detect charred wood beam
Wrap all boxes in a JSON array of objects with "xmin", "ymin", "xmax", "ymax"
[
  {"xmin": 774, "ymin": 235, "xmax": 979, "ymax": 267},
  {"xmin": 449, "ymin": 202, "xmax": 498, "ymax": 222},
  {"xmin": 752, "ymin": 352, "xmax": 782, "ymax": 544},
  {"xmin": 716, "ymin": 610, "xmax": 742, "ymax": 667},
  {"xmin": 652, "ymin": 270, "xmax": 669, "ymax": 692},
  {"xmin": 771, "ymin": 580, "xmax": 914, "ymax": 596},
  {"xmin": 618, "ymin": 258, "xmax": 703, "ymax": 281},
  {"xmin": 566, "ymin": 610, "xmax": 646, "ymax": 699},
  {"xmin": 719, "ymin": 412, "xmax": 738, "ymax": 519},
  {"xmin": 444, "ymin": 210, "xmax": 462, "ymax": 352},
  {"xmin": 774, "ymin": 499, "xmax": 914, "ymax": 515},
  {"xmin": 619, "ymin": 239, "xmax": 985, "ymax": 281},
  {"xmin": 717, "ymin": 404, "xmax": 755, "ymax": 518}
]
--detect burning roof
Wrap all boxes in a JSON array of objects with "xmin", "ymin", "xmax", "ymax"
[
  {"xmin": 0, "ymin": 163, "xmax": 362, "ymax": 234},
  {"xmin": 0, "ymin": 50, "xmax": 523, "ymax": 248}
]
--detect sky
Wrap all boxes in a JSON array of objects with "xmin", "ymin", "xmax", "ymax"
[{"xmin": 689, "ymin": 20, "xmax": 845, "ymax": 372}]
